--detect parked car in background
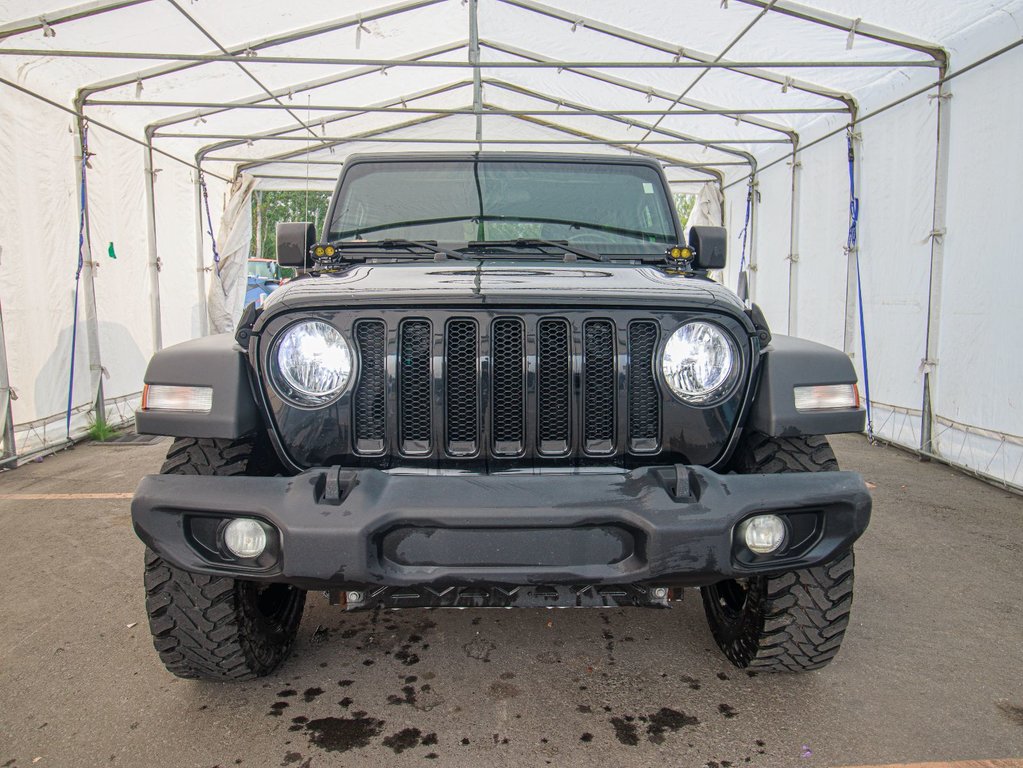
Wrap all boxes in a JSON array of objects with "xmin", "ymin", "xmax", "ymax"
[{"xmin": 245, "ymin": 258, "xmax": 295, "ymax": 308}]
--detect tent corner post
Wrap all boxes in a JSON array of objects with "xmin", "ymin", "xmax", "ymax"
[
  {"xmin": 194, "ymin": 155, "xmax": 211, "ymax": 337},
  {"xmin": 0, "ymin": 294, "xmax": 16, "ymax": 464},
  {"xmin": 921, "ymin": 74, "xmax": 952, "ymax": 458},
  {"xmin": 144, "ymin": 127, "xmax": 163, "ymax": 353},
  {"xmin": 786, "ymin": 136, "xmax": 802, "ymax": 337},
  {"xmin": 72, "ymin": 107, "xmax": 106, "ymax": 428},
  {"xmin": 842, "ymin": 123, "xmax": 862, "ymax": 360},
  {"xmin": 746, "ymin": 170, "xmax": 759, "ymax": 304}
]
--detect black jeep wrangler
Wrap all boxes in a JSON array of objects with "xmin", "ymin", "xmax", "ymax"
[{"xmin": 132, "ymin": 153, "xmax": 871, "ymax": 681}]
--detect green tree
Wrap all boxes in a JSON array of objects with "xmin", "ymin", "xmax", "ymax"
[
  {"xmin": 674, "ymin": 192, "xmax": 696, "ymax": 230},
  {"xmin": 251, "ymin": 190, "xmax": 332, "ymax": 259}
]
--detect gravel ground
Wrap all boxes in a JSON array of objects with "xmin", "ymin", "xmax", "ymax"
[{"xmin": 0, "ymin": 434, "xmax": 1020, "ymax": 768}]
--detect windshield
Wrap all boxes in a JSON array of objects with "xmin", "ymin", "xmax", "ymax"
[{"xmin": 327, "ymin": 160, "xmax": 678, "ymax": 256}]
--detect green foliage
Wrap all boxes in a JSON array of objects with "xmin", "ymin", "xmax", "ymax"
[
  {"xmin": 674, "ymin": 193, "xmax": 696, "ymax": 230},
  {"xmin": 251, "ymin": 190, "xmax": 332, "ymax": 258},
  {"xmin": 86, "ymin": 415, "xmax": 117, "ymax": 442}
]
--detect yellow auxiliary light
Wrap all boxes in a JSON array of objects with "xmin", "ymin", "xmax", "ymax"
[
  {"xmin": 324, "ymin": 245, "xmax": 336, "ymax": 257},
  {"xmin": 669, "ymin": 246, "xmax": 694, "ymax": 261},
  {"xmin": 313, "ymin": 245, "xmax": 326, "ymax": 257}
]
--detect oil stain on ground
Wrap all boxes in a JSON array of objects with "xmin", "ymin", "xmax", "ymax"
[
  {"xmin": 302, "ymin": 714, "xmax": 385, "ymax": 753},
  {"xmin": 610, "ymin": 708, "xmax": 700, "ymax": 746},
  {"xmin": 997, "ymin": 701, "xmax": 1023, "ymax": 726},
  {"xmin": 381, "ymin": 727, "xmax": 439, "ymax": 755}
]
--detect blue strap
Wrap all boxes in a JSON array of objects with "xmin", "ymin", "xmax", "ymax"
[
  {"xmin": 198, "ymin": 169, "xmax": 220, "ymax": 274},
  {"xmin": 847, "ymin": 131, "xmax": 873, "ymax": 438},
  {"xmin": 66, "ymin": 121, "xmax": 88, "ymax": 439}
]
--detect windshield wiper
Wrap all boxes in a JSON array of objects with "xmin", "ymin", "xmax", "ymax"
[
  {"xmin": 462, "ymin": 239, "xmax": 604, "ymax": 262},
  {"xmin": 325, "ymin": 239, "xmax": 466, "ymax": 260}
]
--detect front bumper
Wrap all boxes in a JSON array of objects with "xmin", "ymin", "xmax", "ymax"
[{"xmin": 131, "ymin": 465, "xmax": 871, "ymax": 591}]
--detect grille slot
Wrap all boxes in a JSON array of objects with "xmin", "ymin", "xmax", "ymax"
[
  {"xmin": 445, "ymin": 319, "xmax": 479, "ymax": 455},
  {"xmin": 353, "ymin": 320, "xmax": 387, "ymax": 454},
  {"xmin": 628, "ymin": 321, "xmax": 660, "ymax": 452},
  {"xmin": 583, "ymin": 319, "xmax": 616, "ymax": 454},
  {"xmin": 536, "ymin": 319, "xmax": 571, "ymax": 454},
  {"xmin": 398, "ymin": 319, "xmax": 432, "ymax": 455},
  {"xmin": 491, "ymin": 318, "xmax": 525, "ymax": 455}
]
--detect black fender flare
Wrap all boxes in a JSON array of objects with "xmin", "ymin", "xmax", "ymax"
[
  {"xmin": 748, "ymin": 334, "xmax": 865, "ymax": 438},
  {"xmin": 135, "ymin": 333, "xmax": 261, "ymax": 439}
]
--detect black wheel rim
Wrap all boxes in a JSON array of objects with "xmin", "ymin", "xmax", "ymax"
[
  {"xmin": 241, "ymin": 582, "xmax": 298, "ymax": 633},
  {"xmin": 712, "ymin": 578, "xmax": 749, "ymax": 620}
]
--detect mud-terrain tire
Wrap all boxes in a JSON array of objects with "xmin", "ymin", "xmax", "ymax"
[
  {"xmin": 144, "ymin": 437, "xmax": 305, "ymax": 680},
  {"xmin": 701, "ymin": 433, "xmax": 856, "ymax": 673}
]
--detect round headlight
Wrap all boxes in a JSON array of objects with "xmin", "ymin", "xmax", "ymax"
[
  {"xmin": 661, "ymin": 321, "xmax": 738, "ymax": 404},
  {"xmin": 272, "ymin": 320, "xmax": 352, "ymax": 405}
]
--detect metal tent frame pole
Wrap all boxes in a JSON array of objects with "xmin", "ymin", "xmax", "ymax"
[
  {"xmin": 747, "ymin": 174, "xmax": 760, "ymax": 303},
  {"xmin": 787, "ymin": 142, "xmax": 802, "ymax": 336},
  {"xmin": 145, "ymin": 42, "xmax": 468, "ymax": 135},
  {"xmin": 0, "ymin": 289, "xmax": 17, "ymax": 466},
  {"xmin": 143, "ymin": 129, "xmax": 163, "ymax": 352},
  {"xmin": 921, "ymin": 78, "xmax": 953, "ymax": 458},
  {"xmin": 180, "ymin": 81, "xmax": 474, "ymax": 162},
  {"xmin": 0, "ymin": 0, "xmax": 150, "ymax": 39},
  {"xmin": 842, "ymin": 126, "xmax": 861, "ymax": 360},
  {"xmin": 71, "ymin": 110, "xmax": 106, "ymax": 427},
  {"xmin": 72, "ymin": 0, "xmax": 448, "ymax": 102},
  {"xmin": 194, "ymin": 172, "xmax": 210, "ymax": 337},
  {"xmin": 481, "ymin": 41, "xmax": 799, "ymax": 141},
  {"xmin": 0, "ymin": 48, "xmax": 942, "ymax": 70},
  {"xmin": 96, "ymin": 100, "xmax": 847, "ymax": 117},
  {"xmin": 469, "ymin": 0, "xmax": 483, "ymax": 148}
]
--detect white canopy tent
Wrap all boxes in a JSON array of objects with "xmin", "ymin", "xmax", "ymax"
[{"xmin": 0, "ymin": 0, "xmax": 1021, "ymax": 490}]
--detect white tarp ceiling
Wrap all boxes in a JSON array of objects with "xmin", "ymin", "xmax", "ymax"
[{"xmin": 0, "ymin": 0, "xmax": 1021, "ymax": 490}]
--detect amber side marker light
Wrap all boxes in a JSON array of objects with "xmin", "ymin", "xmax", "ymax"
[
  {"xmin": 793, "ymin": 384, "xmax": 859, "ymax": 411},
  {"xmin": 142, "ymin": 384, "xmax": 213, "ymax": 412}
]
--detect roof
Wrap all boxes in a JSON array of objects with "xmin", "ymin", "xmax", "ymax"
[
  {"xmin": 2, "ymin": 0, "xmax": 1021, "ymax": 192},
  {"xmin": 340, "ymin": 151, "xmax": 665, "ymax": 166}
]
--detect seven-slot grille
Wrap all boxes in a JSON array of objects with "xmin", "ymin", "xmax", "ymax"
[{"xmin": 351, "ymin": 313, "xmax": 662, "ymax": 460}]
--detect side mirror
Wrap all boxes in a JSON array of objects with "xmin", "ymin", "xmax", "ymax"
[
  {"xmin": 276, "ymin": 222, "xmax": 316, "ymax": 268},
  {"xmin": 688, "ymin": 226, "xmax": 727, "ymax": 270}
]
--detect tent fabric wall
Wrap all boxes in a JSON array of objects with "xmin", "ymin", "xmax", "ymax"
[
  {"xmin": 0, "ymin": 87, "xmax": 92, "ymax": 454},
  {"xmin": 0, "ymin": 0, "xmax": 1021, "ymax": 489},
  {"xmin": 934, "ymin": 44, "xmax": 1023, "ymax": 488}
]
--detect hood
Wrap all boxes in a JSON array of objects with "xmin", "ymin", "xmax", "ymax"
[{"xmin": 261, "ymin": 260, "xmax": 746, "ymax": 317}]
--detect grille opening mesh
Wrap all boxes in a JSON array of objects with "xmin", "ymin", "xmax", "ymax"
[
  {"xmin": 353, "ymin": 320, "xmax": 386, "ymax": 451},
  {"xmin": 628, "ymin": 321, "xmax": 660, "ymax": 451},
  {"xmin": 398, "ymin": 319, "xmax": 432, "ymax": 451},
  {"xmin": 491, "ymin": 318, "xmax": 525, "ymax": 452},
  {"xmin": 445, "ymin": 319, "xmax": 479, "ymax": 453},
  {"xmin": 583, "ymin": 319, "xmax": 616, "ymax": 452},
  {"xmin": 537, "ymin": 319, "xmax": 571, "ymax": 453}
]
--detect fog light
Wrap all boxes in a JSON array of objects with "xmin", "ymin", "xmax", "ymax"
[
  {"xmin": 742, "ymin": 514, "xmax": 786, "ymax": 554},
  {"xmin": 223, "ymin": 518, "xmax": 267, "ymax": 559}
]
